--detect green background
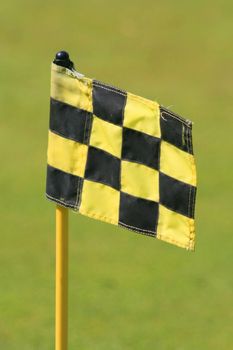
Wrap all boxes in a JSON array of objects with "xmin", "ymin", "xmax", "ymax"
[{"xmin": 1, "ymin": 0, "xmax": 233, "ymax": 349}]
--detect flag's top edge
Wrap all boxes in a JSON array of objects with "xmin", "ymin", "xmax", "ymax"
[
  {"xmin": 51, "ymin": 62, "xmax": 158, "ymax": 109},
  {"xmin": 52, "ymin": 62, "xmax": 91, "ymax": 83},
  {"xmin": 51, "ymin": 63, "xmax": 193, "ymax": 127}
]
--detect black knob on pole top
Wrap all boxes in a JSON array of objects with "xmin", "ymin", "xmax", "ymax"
[
  {"xmin": 56, "ymin": 50, "xmax": 70, "ymax": 61},
  {"xmin": 53, "ymin": 50, "xmax": 74, "ymax": 70}
]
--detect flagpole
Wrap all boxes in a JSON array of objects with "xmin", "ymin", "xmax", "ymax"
[
  {"xmin": 54, "ymin": 51, "xmax": 73, "ymax": 350},
  {"xmin": 55, "ymin": 205, "xmax": 68, "ymax": 350}
]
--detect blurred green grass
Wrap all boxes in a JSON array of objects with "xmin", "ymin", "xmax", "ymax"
[{"xmin": 0, "ymin": 0, "xmax": 233, "ymax": 349}]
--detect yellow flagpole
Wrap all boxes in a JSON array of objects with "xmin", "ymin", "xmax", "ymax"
[{"xmin": 55, "ymin": 205, "xmax": 69, "ymax": 350}]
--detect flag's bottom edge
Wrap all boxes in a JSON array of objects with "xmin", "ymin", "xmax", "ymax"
[
  {"xmin": 46, "ymin": 193, "xmax": 78, "ymax": 210},
  {"xmin": 46, "ymin": 194, "xmax": 195, "ymax": 251}
]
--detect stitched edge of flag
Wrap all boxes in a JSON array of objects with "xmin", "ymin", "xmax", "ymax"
[{"xmin": 46, "ymin": 193, "xmax": 78, "ymax": 210}]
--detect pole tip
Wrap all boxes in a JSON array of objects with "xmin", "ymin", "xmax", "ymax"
[
  {"xmin": 55, "ymin": 50, "xmax": 70, "ymax": 61},
  {"xmin": 53, "ymin": 50, "xmax": 74, "ymax": 70}
]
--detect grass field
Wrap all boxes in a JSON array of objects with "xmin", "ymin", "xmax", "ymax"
[{"xmin": 1, "ymin": 0, "xmax": 233, "ymax": 349}]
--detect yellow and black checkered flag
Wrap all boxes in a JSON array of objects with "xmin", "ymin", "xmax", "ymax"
[{"xmin": 46, "ymin": 61, "xmax": 197, "ymax": 250}]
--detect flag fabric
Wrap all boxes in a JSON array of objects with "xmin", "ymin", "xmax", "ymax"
[{"xmin": 46, "ymin": 63, "xmax": 197, "ymax": 250}]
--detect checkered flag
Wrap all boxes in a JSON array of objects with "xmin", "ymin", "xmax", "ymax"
[{"xmin": 46, "ymin": 62, "xmax": 197, "ymax": 250}]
